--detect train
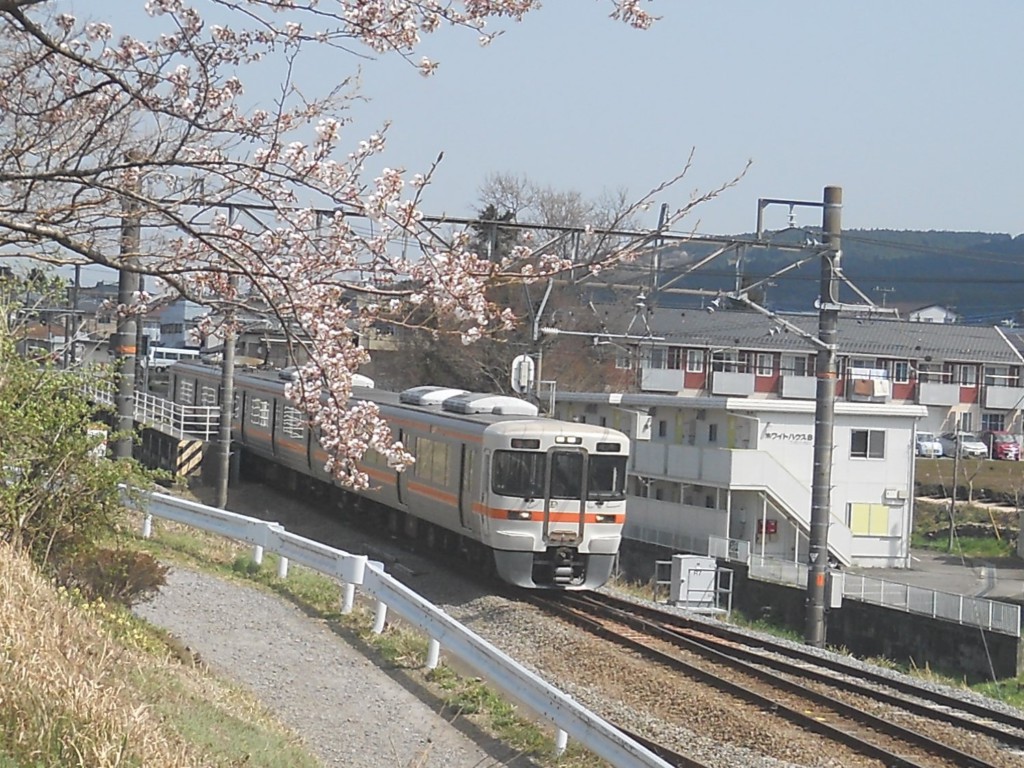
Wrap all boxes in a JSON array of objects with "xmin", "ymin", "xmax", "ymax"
[{"xmin": 168, "ymin": 361, "xmax": 630, "ymax": 589}]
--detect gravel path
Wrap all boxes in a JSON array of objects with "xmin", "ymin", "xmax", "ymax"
[{"xmin": 134, "ymin": 566, "xmax": 521, "ymax": 768}]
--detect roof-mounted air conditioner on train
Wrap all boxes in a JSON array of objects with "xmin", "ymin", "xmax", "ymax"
[
  {"xmin": 441, "ymin": 393, "xmax": 539, "ymax": 416},
  {"xmin": 399, "ymin": 386, "xmax": 468, "ymax": 406}
]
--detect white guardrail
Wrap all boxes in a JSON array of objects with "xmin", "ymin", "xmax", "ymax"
[{"xmin": 125, "ymin": 488, "xmax": 672, "ymax": 767}]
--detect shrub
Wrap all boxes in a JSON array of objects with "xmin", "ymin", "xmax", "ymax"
[{"xmin": 57, "ymin": 548, "xmax": 170, "ymax": 607}]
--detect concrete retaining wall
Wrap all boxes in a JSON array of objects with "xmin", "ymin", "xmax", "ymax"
[{"xmin": 618, "ymin": 541, "xmax": 1023, "ymax": 682}]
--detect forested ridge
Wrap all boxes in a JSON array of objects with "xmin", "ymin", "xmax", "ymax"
[{"xmin": 653, "ymin": 230, "xmax": 1024, "ymax": 323}]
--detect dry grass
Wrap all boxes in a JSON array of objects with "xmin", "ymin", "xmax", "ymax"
[
  {"xmin": 0, "ymin": 541, "xmax": 200, "ymax": 766},
  {"xmin": 0, "ymin": 541, "xmax": 318, "ymax": 768}
]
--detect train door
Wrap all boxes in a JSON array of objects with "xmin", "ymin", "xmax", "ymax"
[
  {"xmin": 543, "ymin": 447, "xmax": 588, "ymax": 545},
  {"xmin": 457, "ymin": 444, "xmax": 473, "ymax": 530}
]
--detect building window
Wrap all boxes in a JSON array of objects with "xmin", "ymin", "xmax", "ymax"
[
  {"xmin": 685, "ymin": 349, "xmax": 704, "ymax": 373},
  {"xmin": 708, "ymin": 423, "xmax": 718, "ymax": 443},
  {"xmin": 782, "ymin": 354, "xmax": 809, "ymax": 377},
  {"xmin": 851, "ymin": 429, "xmax": 885, "ymax": 459},
  {"xmin": 891, "ymin": 361, "xmax": 910, "ymax": 384},
  {"xmin": 646, "ymin": 347, "xmax": 666, "ymax": 369},
  {"xmin": 960, "ymin": 365, "xmax": 978, "ymax": 386},
  {"xmin": 959, "ymin": 412, "xmax": 973, "ymax": 432},
  {"xmin": 658, "ymin": 420, "xmax": 668, "ymax": 438},
  {"xmin": 981, "ymin": 413, "xmax": 1004, "ymax": 432},
  {"xmin": 614, "ymin": 351, "xmax": 631, "ymax": 370},
  {"xmin": 250, "ymin": 397, "xmax": 270, "ymax": 428},
  {"xmin": 848, "ymin": 503, "xmax": 894, "ymax": 537},
  {"xmin": 755, "ymin": 353, "xmax": 774, "ymax": 377},
  {"xmin": 281, "ymin": 406, "xmax": 305, "ymax": 440},
  {"xmin": 667, "ymin": 347, "xmax": 684, "ymax": 370},
  {"xmin": 984, "ymin": 365, "xmax": 1009, "ymax": 387}
]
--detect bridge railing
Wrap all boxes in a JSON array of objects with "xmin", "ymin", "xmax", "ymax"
[
  {"xmin": 84, "ymin": 383, "xmax": 219, "ymax": 441},
  {"xmin": 125, "ymin": 488, "xmax": 672, "ymax": 768}
]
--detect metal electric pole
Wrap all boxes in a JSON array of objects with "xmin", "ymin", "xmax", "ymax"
[
  {"xmin": 805, "ymin": 185, "xmax": 842, "ymax": 646},
  {"xmin": 112, "ymin": 184, "xmax": 142, "ymax": 460}
]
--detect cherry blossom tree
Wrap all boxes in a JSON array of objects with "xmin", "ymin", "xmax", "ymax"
[{"xmin": 0, "ymin": 0, "xmax": 740, "ymax": 488}]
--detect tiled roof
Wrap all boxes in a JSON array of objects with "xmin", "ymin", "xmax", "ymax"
[{"xmin": 615, "ymin": 307, "xmax": 1022, "ymax": 363}]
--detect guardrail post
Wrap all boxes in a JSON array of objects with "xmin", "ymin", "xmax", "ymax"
[
  {"xmin": 426, "ymin": 638, "xmax": 440, "ymax": 670},
  {"xmin": 141, "ymin": 513, "xmax": 153, "ymax": 539},
  {"xmin": 252, "ymin": 544, "xmax": 264, "ymax": 566},
  {"xmin": 341, "ymin": 582, "xmax": 356, "ymax": 614},
  {"xmin": 555, "ymin": 728, "xmax": 568, "ymax": 756},
  {"xmin": 278, "ymin": 556, "xmax": 289, "ymax": 580},
  {"xmin": 372, "ymin": 600, "xmax": 387, "ymax": 634}
]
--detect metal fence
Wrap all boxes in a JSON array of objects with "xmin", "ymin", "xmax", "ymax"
[
  {"xmin": 84, "ymin": 383, "xmax": 219, "ymax": 440},
  {"xmin": 126, "ymin": 489, "xmax": 673, "ymax": 767},
  {"xmin": 707, "ymin": 535, "xmax": 1021, "ymax": 637}
]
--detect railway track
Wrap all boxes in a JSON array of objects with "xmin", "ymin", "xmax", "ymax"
[{"xmin": 524, "ymin": 590, "xmax": 1024, "ymax": 768}]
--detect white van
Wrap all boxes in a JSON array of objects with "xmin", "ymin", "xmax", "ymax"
[{"xmin": 147, "ymin": 346, "xmax": 202, "ymax": 370}]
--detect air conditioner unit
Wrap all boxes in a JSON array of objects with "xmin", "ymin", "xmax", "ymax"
[{"xmin": 695, "ymin": 409, "xmax": 706, "ymax": 421}]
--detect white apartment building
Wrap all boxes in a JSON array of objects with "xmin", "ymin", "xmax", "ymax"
[{"xmin": 548, "ymin": 307, "xmax": 1024, "ymax": 569}]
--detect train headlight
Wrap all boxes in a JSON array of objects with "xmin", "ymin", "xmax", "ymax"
[
  {"xmin": 595, "ymin": 514, "xmax": 616, "ymax": 524},
  {"xmin": 506, "ymin": 510, "xmax": 533, "ymax": 520}
]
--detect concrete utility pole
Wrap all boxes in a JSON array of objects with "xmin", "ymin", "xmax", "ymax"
[
  {"xmin": 215, "ymin": 312, "xmax": 236, "ymax": 509},
  {"xmin": 113, "ymin": 184, "xmax": 142, "ymax": 460},
  {"xmin": 805, "ymin": 185, "xmax": 843, "ymax": 647}
]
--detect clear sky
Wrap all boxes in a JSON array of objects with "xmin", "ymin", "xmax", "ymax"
[
  {"xmin": 60, "ymin": 1, "xmax": 1024, "ymax": 286},
  {"xmin": 335, "ymin": 0, "xmax": 1024, "ymax": 237}
]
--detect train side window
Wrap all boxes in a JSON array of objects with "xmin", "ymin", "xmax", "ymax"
[
  {"xmin": 250, "ymin": 397, "xmax": 270, "ymax": 427},
  {"xmin": 177, "ymin": 378, "xmax": 194, "ymax": 405},
  {"xmin": 281, "ymin": 406, "xmax": 305, "ymax": 439},
  {"xmin": 199, "ymin": 384, "xmax": 217, "ymax": 407}
]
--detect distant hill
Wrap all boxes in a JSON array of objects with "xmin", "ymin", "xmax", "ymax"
[{"xmin": 643, "ymin": 230, "xmax": 1024, "ymax": 325}]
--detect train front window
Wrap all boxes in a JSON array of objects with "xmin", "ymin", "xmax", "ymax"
[
  {"xmin": 588, "ymin": 455, "xmax": 627, "ymax": 501},
  {"xmin": 492, "ymin": 450, "xmax": 545, "ymax": 498},
  {"xmin": 549, "ymin": 451, "xmax": 583, "ymax": 499}
]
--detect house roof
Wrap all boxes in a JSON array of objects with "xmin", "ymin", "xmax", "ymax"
[{"xmin": 602, "ymin": 306, "xmax": 1024, "ymax": 364}]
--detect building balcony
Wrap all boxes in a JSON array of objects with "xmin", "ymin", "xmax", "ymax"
[
  {"xmin": 640, "ymin": 367, "xmax": 682, "ymax": 393},
  {"xmin": 983, "ymin": 385, "xmax": 1024, "ymax": 410},
  {"xmin": 710, "ymin": 370, "xmax": 755, "ymax": 396},
  {"xmin": 779, "ymin": 374, "xmax": 816, "ymax": 400},
  {"xmin": 916, "ymin": 381, "xmax": 960, "ymax": 406}
]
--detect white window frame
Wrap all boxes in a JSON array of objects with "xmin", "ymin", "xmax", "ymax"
[
  {"xmin": 891, "ymin": 360, "xmax": 910, "ymax": 384},
  {"xmin": 177, "ymin": 379, "xmax": 194, "ymax": 404},
  {"xmin": 755, "ymin": 353, "xmax": 774, "ymax": 377},
  {"xmin": 960, "ymin": 364, "xmax": 978, "ymax": 386},
  {"xmin": 685, "ymin": 349, "xmax": 704, "ymax": 373}
]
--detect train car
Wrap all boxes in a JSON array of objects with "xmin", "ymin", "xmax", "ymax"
[{"xmin": 169, "ymin": 362, "xmax": 630, "ymax": 589}]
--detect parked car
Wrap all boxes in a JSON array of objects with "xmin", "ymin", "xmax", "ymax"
[
  {"xmin": 915, "ymin": 431, "xmax": 944, "ymax": 458},
  {"xmin": 980, "ymin": 430, "xmax": 1020, "ymax": 460},
  {"xmin": 938, "ymin": 431, "xmax": 989, "ymax": 459}
]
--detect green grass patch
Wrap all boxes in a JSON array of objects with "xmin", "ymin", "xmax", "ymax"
[
  {"xmin": 910, "ymin": 533, "xmax": 1016, "ymax": 558},
  {"xmin": 133, "ymin": 669, "xmax": 320, "ymax": 768}
]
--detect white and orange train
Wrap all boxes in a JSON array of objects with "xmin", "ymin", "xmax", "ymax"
[{"xmin": 169, "ymin": 362, "xmax": 630, "ymax": 589}]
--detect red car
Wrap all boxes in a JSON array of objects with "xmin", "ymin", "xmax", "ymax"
[{"xmin": 980, "ymin": 430, "xmax": 1020, "ymax": 460}]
